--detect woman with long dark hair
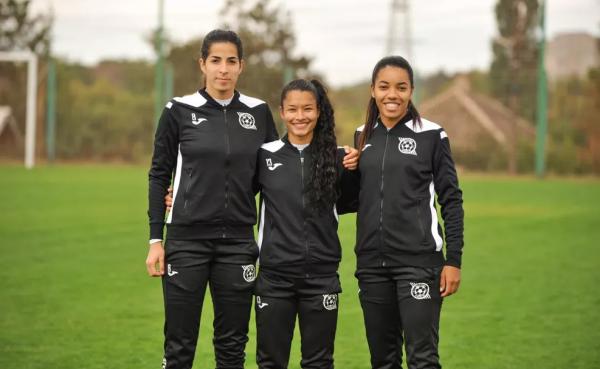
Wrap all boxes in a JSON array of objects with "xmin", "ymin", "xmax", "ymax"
[
  {"xmin": 350, "ymin": 56, "xmax": 464, "ymax": 369},
  {"xmin": 254, "ymin": 79, "xmax": 356, "ymax": 369},
  {"xmin": 146, "ymin": 29, "xmax": 279, "ymax": 369}
]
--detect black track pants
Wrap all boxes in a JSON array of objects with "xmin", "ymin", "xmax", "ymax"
[
  {"xmin": 161, "ymin": 238, "xmax": 258, "ymax": 369},
  {"xmin": 357, "ymin": 266, "xmax": 443, "ymax": 369},
  {"xmin": 254, "ymin": 271, "xmax": 341, "ymax": 369}
]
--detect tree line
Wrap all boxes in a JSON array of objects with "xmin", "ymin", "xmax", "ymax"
[{"xmin": 1, "ymin": 0, "xmax": 598, "ymax": 174}]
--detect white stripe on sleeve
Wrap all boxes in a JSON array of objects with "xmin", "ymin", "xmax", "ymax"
[
  {"xmin": 166, "ymin": 145, "xmax": 182, "ymax": 224},
  {"xmin": 429, "ymin": 180, "xmax": 444, "ymax": 251}
]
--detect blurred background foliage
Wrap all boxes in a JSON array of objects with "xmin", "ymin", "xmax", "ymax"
[{"xmin": 0, "ymin": 0, "xmax": 599, "ymax": 175}]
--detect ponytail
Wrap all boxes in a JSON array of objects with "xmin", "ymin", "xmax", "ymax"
[
  {"xmin": 357, "ymin": 97, "xmax": 379, "ymax": 153},
  {"xmin": 407, "ymin": 100, "xmax": 422, "ymax": 129},
  {"xmin": 308, "ymin": 79, "xmax": 338, "ymax": 213}
]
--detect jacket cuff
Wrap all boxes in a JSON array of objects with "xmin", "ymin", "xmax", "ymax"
[
  {"xmin": 150, "ymin": 223, "xmax": 164, "ymax": 241},
  {"xmin": 445, "ymin": 251, "xmax": 462, "ymax": 269}
]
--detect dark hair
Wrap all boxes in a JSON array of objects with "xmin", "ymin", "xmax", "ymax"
[
  {"xmin": 280, "ymin": 79, "xmax": 338, "ymax": 214},
  {"xmin": 358, "ymin": 55, "xmax": 422, "ymax": 152},
  {"xmin": 201, "ymin": 29, "xmax": 243, "ymax": 60}
]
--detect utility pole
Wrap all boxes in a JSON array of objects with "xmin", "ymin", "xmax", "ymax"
[
  {"xmin": 154, "ymin": 0, "xmax": 165, "ymax": 130},
  {"xmin": 535, "ymin": 0, "xmax": 547, "ymax": 178}
]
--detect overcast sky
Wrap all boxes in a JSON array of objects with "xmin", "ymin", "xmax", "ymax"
[{"xmin": 31, "ymin": 0, "xmax": 600, "ymax": 87}]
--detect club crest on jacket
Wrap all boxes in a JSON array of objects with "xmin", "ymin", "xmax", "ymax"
[
  {"xmin": 398, "ymin": 137, "xmax": 417, "ymax": 156},
  {"xmin": 238, "ymin": 112, "xmax": 257, "ymax": 130}
]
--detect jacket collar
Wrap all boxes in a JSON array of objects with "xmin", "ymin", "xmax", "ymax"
[
  {"xmin": 281, "ymin": 134, "xmax": 313, "ymax": 154},
  {"xmin": 198, "ymin": 88, "xmax": 241, "ymax": 108},
  {"xmin": 376, "ymin": 111, "xmax": 414, "ymax": 133}
]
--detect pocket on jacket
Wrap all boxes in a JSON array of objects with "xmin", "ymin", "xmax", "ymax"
[
  {"xmin": 415, "ymin": 197, "xmax": 429, "ymax": 244},
  {"xmin": 181, "ymin": 168, "xmax": 193, "ymax": 214}
]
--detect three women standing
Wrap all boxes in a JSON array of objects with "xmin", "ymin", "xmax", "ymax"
[{"xmin": 147, "ymin": 27, "xmax": 463, "ymax": 369}]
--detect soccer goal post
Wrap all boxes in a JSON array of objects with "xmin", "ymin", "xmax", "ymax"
[{"xmin": 0, "ymin": 51, "xmax": 38, "ymax": 169}]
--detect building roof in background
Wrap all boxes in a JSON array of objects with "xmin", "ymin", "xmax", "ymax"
[{"xmin": 420, "ymin": 76, "xmax": 534, "ymax": 151}]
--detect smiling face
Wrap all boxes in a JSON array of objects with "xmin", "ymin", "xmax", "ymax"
[
  {"xmin": 199, "ymin": 42, "xmax": 244, "ymax": 100},
  {"xmin": 280, "ymin": 90, "xmax": 319, "ymax": 145},
  {"xmin": 371, "ymin": 66, "xmax": 413, "ymax": 128}
]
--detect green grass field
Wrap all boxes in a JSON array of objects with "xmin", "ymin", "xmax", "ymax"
[{"xmin": 1, "ymin": 165, "xmax": 599, "ymax": 369}]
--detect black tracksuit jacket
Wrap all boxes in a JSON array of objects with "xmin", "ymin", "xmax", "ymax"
[
  {"xmin": 348, "ymin": 114, "xmax": 464, "ymax": 269},
  {"xmin": 148, "ymin": 89, "xmax": 278, "ymax": 241},
  {"xmin": 256, "ymin": 136, "xmax": 354, "ymax": 277}
]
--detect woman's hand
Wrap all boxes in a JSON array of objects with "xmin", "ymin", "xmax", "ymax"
[
  {"xmin": 165, "ymin": 186, "xmax": 173, "ymax": 211},
  {"xmin": 342, "ymin": 146, "xmax": 359, "ymax": 170},
  {"xmin": 439, "ymin": 265, "xmax": 461, "ymax": 297},
  {"xmin": 146, "ymin": 242, "xmax": 165, "ymax": 277}
]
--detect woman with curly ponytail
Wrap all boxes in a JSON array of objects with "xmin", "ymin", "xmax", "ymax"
[
  {"xmin": 296, "ymin": 79, "xmax": 339, "ymax": 213},
  {"xmin": 253, "ymin": 79, "xmax": 358, "ymax": 369}
]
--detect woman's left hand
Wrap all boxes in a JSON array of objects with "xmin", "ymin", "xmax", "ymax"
[
  {"xmin": 439, "ymin": 265, "xmax": 461, "ymax": 297},
  {"xmin": 342, "ymin": 146, "xmax": 359, "ymax": 170}
]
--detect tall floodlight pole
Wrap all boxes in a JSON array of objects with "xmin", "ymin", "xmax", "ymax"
[
  {"xmin": 535, "ymin": 0, "xmax": 547, "ymax": 178},
  {"xmin": 154, "ymin": 0, "xmax": 165, "ymax": 130},
  {"xmin": 386, "ymin": 0, "xmax": 398, "ymax": 55},
  {"xmin": 386, "ymin": 0, "xmax": 419, "ymax": 102},
  {"xmin": 386, "ymin": 0, "xmax": 413, "ymax": 60}
]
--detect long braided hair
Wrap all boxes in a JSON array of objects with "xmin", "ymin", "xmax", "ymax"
[
  {"xmin": 280, "ymin": 79, "xmax": 338, "ymax": 214},
  {"xmin": 357, "ymin": 56, "xmax": 422, "ymax": 152}
]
